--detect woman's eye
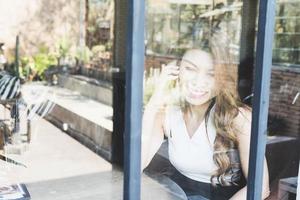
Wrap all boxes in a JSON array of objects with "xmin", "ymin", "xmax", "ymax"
[
  {"xmin": 206, "ymin": 70, "xmax": 215, "ymax": 77},
  {"xmin": 184, "ymin": 66, "xmax": 196, "ymax": 71},
  {"xmin": 207, "ymin": 72, "xmax": 215, "ymax": 77}
]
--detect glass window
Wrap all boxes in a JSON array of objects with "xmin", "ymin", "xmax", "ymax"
[
  {"xmin": 84, "ymin": 0, "xmax": 114, "ymax": 82},
  {"xmin": 273, "ymin": 0, "xmax": 300, "ymax": 67},
  {"xmin": 142, "ymin": 1, "xmax": 267, "ymax": 199},
  {"xmin": 267, "ymin": 1, "xmax": 300, "ymax": 199},
  {"xmin": 0, "ymin": 0, "xmax": 117, "ymax": 199},
  {"xmin": 267, "ymin": 2, "xmax": 300, "ymax": 199}
]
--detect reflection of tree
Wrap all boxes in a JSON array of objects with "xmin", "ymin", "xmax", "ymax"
[
  {"xmin": 146, "ymin": 1, "xmax": 242, "ymax": 56},
  {"xmin": 17, "ymin": 0, "xmax": 80, "ymax": 56}
]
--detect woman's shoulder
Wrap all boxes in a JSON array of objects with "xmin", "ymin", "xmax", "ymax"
[
  {"xmin": 233, "ymin": 106, "xmax": 252, "ymax": 136},
  {"xmin": 237, "ymin": 106, "xmax": 252, "ymax": 121}
]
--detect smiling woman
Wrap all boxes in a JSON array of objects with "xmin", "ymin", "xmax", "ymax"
[
  {"xmin": 179, "ymin": 50, "xmax": 215, "ymax": 106},
  {"xmin": 141, "ymin": 32, "xmax": 270, "ymax": 199}
]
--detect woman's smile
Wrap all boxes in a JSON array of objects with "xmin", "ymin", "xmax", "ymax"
[
  {"xmin": 186, "ymin": 83, "xmax": 209, "ymax": 100},
  {"xmin": 188, "ymin": 90, "xmax": 208, "ymax": 99}
]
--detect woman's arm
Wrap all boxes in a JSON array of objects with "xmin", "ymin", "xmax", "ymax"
[
  {"xmin": 141, "ymin": 62, "xmax": 179, "ymax": 171},
  {"xmin": 141, "ymin": 99, "xmax": 165, "ymax": 171},
  {"xmin": 230, "ymin": 107, "xmax": 270, "ymax": 200}
]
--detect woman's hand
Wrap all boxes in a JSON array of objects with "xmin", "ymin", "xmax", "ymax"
[
  {"xmin": 149, "ymin": 60, "xmax": 180, "ymax": 108},
  {"xmin": 157, "ymin": 60, "xmax": 180, "ymax": 88}
]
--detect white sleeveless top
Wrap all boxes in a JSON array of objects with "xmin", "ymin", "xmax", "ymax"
[{"xmin": 164, "ymin": 106, "xmax": 218, "ymax": 183}]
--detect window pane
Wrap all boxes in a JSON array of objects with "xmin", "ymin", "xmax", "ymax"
[
  {"xmin": 142, "ymin": 1, "xmax": 261, "ymax": 199},
  {"xmin": 267, "ymin": 0, "xmax": 300, "ymax": 199},
  {"xmin": 273, "ymin": 1, "xmax": 300, "ymax": 67},
  {"xmin": 0, "ymin": 0, "xmax": 118, "ymax": 199}
]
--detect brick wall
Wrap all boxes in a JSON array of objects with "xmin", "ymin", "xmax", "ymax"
[
  {"xmin": 269, "ymin": 66, "xmax": 300, "ymax": 137},
  {"xmin": 145, "ymin": 54, "xmax": 177, "ymax": 71}
]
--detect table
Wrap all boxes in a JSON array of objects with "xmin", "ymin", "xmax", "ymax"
[{"xmin": 278, "ymin": 177, "xmax": 298, "ymax": 200}]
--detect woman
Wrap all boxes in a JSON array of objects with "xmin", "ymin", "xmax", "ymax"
[{"xmin": 141, "ymin": 37, "xmax": 270, "ymax": 199}]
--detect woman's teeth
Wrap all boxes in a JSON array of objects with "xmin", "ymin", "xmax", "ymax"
[
  {"xmin": 188, "ymin": 86, "xmax": 207, "ymax": 95},
  {"xmin": 186, "ymin": 84, "xmax": 209, "ymax": 99},
  {"xmin": 190, "ymin": 91, "xmax": 207, "ymax": 95},
  {"xmin": 188, "ymin": 89, "xmax": 208, "ymax": 98}
]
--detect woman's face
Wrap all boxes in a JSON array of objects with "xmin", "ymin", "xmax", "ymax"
[{"xmin": 179, "ymin": 50, "xmax": 216, "ymax": 106}]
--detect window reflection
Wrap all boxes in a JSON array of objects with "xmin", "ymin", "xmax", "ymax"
[
  {"xmin": 142, "ymin": 33, "xmax": 262, "ymax": 199},
  {"xmin": 143, "ymin": 1, "xmax": 259, "ymax": 198},
  {"xmin": 0, "ymin": 0, "xmax": 115, "ymax": 199},
  {"xmin": 143, "ymin": 0, "xmax": 299, "ymax": 199},
  {"xmin": 273, "ymin": 0, "xmax": 300, "ymax": 67},
  {"xmin": 268, "ymin": 1, "xmax": 300, "ymax": 199}
]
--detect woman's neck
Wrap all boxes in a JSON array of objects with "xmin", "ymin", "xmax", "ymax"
[{"xmin": 184, "ymin": 100, "xmax": 212, "ymax": 120}]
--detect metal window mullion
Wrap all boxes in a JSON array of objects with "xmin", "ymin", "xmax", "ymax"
[
  {"xmin": 123, "ymin": 0, "xmax": 145, "ymax": 200},
  {"xmin": 247, "ymin": 0, "xmax": 276, "ymax": 200},
  {"xmin": 238, "ymin": 0, "xmax": 258, "ymax": 102}
]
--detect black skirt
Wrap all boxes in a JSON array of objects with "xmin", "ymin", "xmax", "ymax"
[{"xmin": 164, "ymin": 165, "xmax": 245, "ymax": 200}]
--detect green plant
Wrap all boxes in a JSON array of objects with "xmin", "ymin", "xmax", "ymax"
[
  {"xmin": 20, "ymin": 56, "xmax": 32, "ymax": 79},
  {"xmin": 105, "ymin": 41, "xmax": 113, "ymax": 51},
  {"xmin": 91, "ymin": 45, "xmax": 106, "ymax": 55},
  {"xmin": 75, "ymin": 46, "xmax": 92, "ymax": 64},
  {"xmin": 33, "ymin": 53, "xmax": 57, "ymax": 78},
  {"xmin": 143, "ymin": 78, "xmax": 156, "ymax": 106},
  {"xmin": 56, "ymin": 37, "xmax": 72, "ymax": 59}
]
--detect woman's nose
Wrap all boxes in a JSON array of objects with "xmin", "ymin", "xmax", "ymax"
[{"xmin": 190, "ymin": 75, "xmax": 209, "ymax": 87}]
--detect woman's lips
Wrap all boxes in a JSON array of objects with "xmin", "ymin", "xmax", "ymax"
[
  {"xmin": 187, "ymin": 89, "xmax": 208, "ymax": 99},
  {"xmin": 185, "ymin": 83, "xmax": 209, "ymax": 99}
]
